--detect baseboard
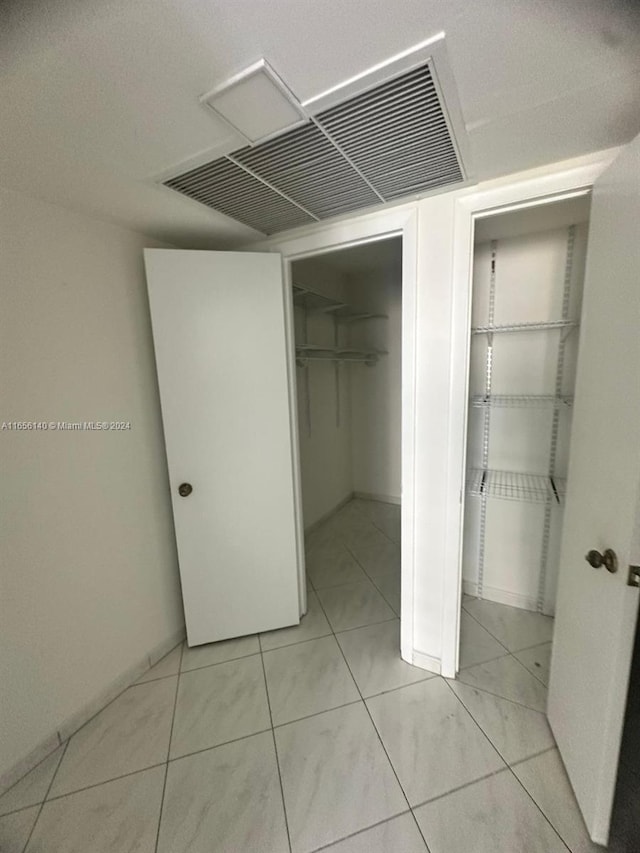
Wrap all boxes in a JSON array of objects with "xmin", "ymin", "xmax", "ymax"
[
  {"xmin": 353, "ymin": 491, "xmax": 401, "ymax": 506},
  {"xmin": 462, "ymin": 579, "xmax": 539, "ymax": 613},
  {"xmin": 411, "ymin": 649, "xmax": 442, "ymax": 675},
  {"xmin": 0, "ymin": 625, "xmax": 186, "ymax": 795},
  {"xmin": 304, "ymin": 492, "xmax": 354, "ymax": 534}
]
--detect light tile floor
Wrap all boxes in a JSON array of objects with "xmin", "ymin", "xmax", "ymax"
[{"xmin": 0, "ymin": 499, "xmax": 634, "ymax": 851}]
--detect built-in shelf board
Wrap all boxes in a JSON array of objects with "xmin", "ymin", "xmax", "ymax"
[
  {"xmin": 293, "ymin": 284, "xmax": 388, "ymax": 323},
  {"xmin": 470, "ymin": 394, "xmax": 573, "ymax": 409},
  {"xmin": 471, "ymin": 320, "xmax": 578, "ymax": 335},
  {"xmin": 467, "ymin": 468, "xmax": 566, "ymax": 504},
  {"xmin": 295, "ymin": 345, "xmax": 387, "ymax": 366}
]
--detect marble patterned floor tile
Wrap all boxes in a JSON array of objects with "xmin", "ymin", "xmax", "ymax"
[
  {"xmin": 316, "ymin": 580, "xmax": 395, "ymax": 632},
  {"xmin": 158, "ymin": 732, "xmax": 288, "ymax": 853},
  {"xmin": 50, "ymin": 678, "xmax": 176, "ymax": 797},
  {"xmin": 0, "ymin": 805, "xmax": 39, "ymax": 853},
  {"xmin": 414, "ymin": 768, "xmax": 567, "ymax": 853},
  {"xmin": 463, "ymin": 598, "xmax": 554, "ymax": 652},
  {"xmin": 336, "ymin": 620, "xmax": 433, "ymax": 698},
  {"xmin": 264, "ymin": 635, "xmax": 359, "ymax": 725},
  {"xmin": 27, "ymin": 765, "xmax": 165, "ymax": 853},
  {"xmin": 275, "ymin": 702, "xmax": 407, "ymax": 853},
  {"xmin": 136, "ymin": 644, "xmax": 182, "ymax": 683},
  {"xmin": 370, "ymin": 572, "xmax": 401, "ymax": 615},
  {"xmin": 512, "ymin": 749, "xmax": 603, "ymax": 853},
  {"xmin": 514, "ymin": 642, "xmax": 552, "ymax": 686},
  {"xmin": 170, "ymin": 655, "xmax": 270, "ymax": 758},
  {"xmin": 347, "ymin": 534, "xmax": 401, "ymax": 581},
  {"xmin": 321, "ymin": 813, "xmax": 427, "ymax": 852},
  {"xmin": 180, "ymin": 634, "xmax": 259, "ymax": 672},
  {"xmin": 366, "ymin": 678, "xmax": 504, "ymax": 805},
  {"xmin": 456, "ymin": 656, "xmax": 548, "ymax": 712},
  {"xmin": 260, "ymin": 590, "xmax": 332, "ymax": 651},
  {"xmin": 0, "ymin": 745, "xmax": 64, "ymax": 816},
  {"xmin": 306, "ymin": 541, "xmax": 369, "ymax": 589},
  {"xmin": 459, "ymin": 610, "xmax": 509, "ymax": 669},
  {"xmin": 449, "ymin": 681, "xmax": 555, "ymax": 764}
]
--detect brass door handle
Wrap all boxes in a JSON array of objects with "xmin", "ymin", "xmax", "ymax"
[
  {"xmin": 178, "ymin": 483, "xmax": 193, "ymax": 497},
  {"xmin": 585, "ymin": 549, "xmax": 618, "ymax": 573}
]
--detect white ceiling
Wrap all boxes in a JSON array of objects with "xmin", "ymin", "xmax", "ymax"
[{"xmin": 1, "ymin": 0, "xmax": 639, "ymax": 248}]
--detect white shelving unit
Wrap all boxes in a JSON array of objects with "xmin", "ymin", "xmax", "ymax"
[
  {"xmin": 293, "ymin": 283, "xmax": 388, "ymax": 432},
  {"xmin": 465, "ymin": 224, "xmax": 581, "ymax": 613}
]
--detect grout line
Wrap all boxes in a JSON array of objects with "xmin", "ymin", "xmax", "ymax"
[
  {"xmin": 153, "ymin": 641, "xmax": 183, "ymax": 853},
  {"xmin": 508, "ymin": 745, "xmax": 558, "ymax": 769},
  {"xmin": 168, "ymin": 729, "xmax": 273, "ymax": 765},
  {"xmin": 179, "ymin": 649, "xmax": 261, "ymax": 676},
  {"xmin": 20, "ymin": 739, "xmax": 69, "ymax": 853},
  {"xmin": 273, "ymin": 700, "xmax": 364, "ymax": 730},
  {"xmin": 258, "ymin": 634, "xmax": 293, "ymax": 853},
  {"xmin": 39, "ymin": 761, "xmax": 168, "ymax": 805},
  {"xmin": 506, "ymin": 764, "xmax": 572, "ymax": 852},
  {"xmin": 261, "ymin": 629, "xmax": 334, "ymax": 654},
  {"xmin": 311, "ymin": 583, "xmax": 429, "ymax": 850},
  {"xmin": 0, "ymin": 742, "xmax": 64, "ymax": 809},
  {"xmin": 308, "ymin": 810, "xmax": 412, "ymax": 852},
  {"xmin": 458, "ymin": 649, "xmax": 511, "ymax": 671},
  {"xmin": 451, "ymin": 677, "xmax": 547, "ymax": 714},
  {"xmin": 409, "ymin": 765, "xmax": 510, "ymax": 811},
  {"xmin": 459, "ymin": 605, "xmax": 512, "ymax": 654}
]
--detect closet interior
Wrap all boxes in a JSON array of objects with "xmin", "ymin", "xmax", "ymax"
[
  {"xmin": 462, "ymin": 193, "xmax": 592, "ymax": 621},
  {"xmin": 291, "ymin": 237, "xmax": 402, "ymax": 619}
]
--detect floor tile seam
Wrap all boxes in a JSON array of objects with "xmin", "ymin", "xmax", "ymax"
[
  {"xmin": 409, "ymin": 764, "xmax": 516, "ymax": 811},
  {"xmin": 272, "ymin": 699, "xmax": 364, "ymax": 730},
  {"xmin": 511, "ymin": 638, "xmax": 554, "ymax": 655},
  {"xmin": 333, "ymin": 616, "xmax": 398, "ymax": 637},
  {"xmin": 258, "ymin": 634, "xmax": 293, "ymax": 853},
  {"xmin": 366, "ymin": 575, "xmax": 401, "ymax": 616},
  {"xmin": 460, "ymin": 606, "xmax": 513, "ymax": 653},
  {"xmin": 154, "ymin": 641, "xmax": 184, "ymax": 853},
  {"xmin": 360, "ymin": 674, "xmax": 437, "ymax": 702},
  {"xmin": 0, "ymin": 741, "xmax": 65, "ymax": 813},
  {"xmin": 451, "ymin": 677, "xmax": 547, "ymax": 714},
  {"xmin": 317, "ymin": 589, "xmax": 416, "ymax": 820},
  {"xmin": 37, "ymin": 760, "xmax": 168, "ymax": 806},
  {"xmin": 134, "ymin": 671, "xmax": 181, "ymax": 686},
  {"xmin": 21, "ymin": 738, "xmax": 70, "ymax": 853},
  {"xmin": 308, "ymin": 575, "xmax": 372, "ymax": 592},
  {"xmin": 180, "ymin": 649, "xmax": 261, "ymax": 675},
  {"xmin": 458, "ymin": 649, "xmax": 512, "ymax": 671},
  {"xmin": 505, "ymin": 762, "xmax": 573, "ymax": 852},
  {"xmin": 508, "ymin": 745, "xmax": 558, "ymax": 770},
  {"xmin": 512, "ymin": 658, "xmax": 549, "ymax": 688},
  {"xmin": 170, "ymin": 728, "xmax": 273, "ymax": 764},
  {"xmin": 262, "ymin": 631, "xmax": 339, "ymax": 657},
  {"xmin": 308, "ymin": 809, "xmax": 413, "ymax": 853},
  {"xmin": 441, "ymin": 677, "xmax": 509, "ymax": 768}
]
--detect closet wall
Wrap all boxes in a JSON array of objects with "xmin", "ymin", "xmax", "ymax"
[
  {"xmin": 293, "ymin": 257, "xmax": 352, "ymax": 529},
  {"xmin": 292, "ymin": 239, "xmax": 402, "ymax": 530},
  {"xmin": 347, "ymin": 254, "xmax": 402, "ymax": 503},
  {"xmin": 462, "ymin": 203, "xmax": 589, "ymax": 614}
]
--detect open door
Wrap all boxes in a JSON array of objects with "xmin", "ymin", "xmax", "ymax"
[
  {"xmin": 547, "ymin": 134, "xmax": 640, "ymax": 845},
  {"xmin": 144, "ymin": 249, "xmax": 301, "ymax": 647}
]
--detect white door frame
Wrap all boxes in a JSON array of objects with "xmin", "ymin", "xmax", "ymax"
[
  {"xmin": 443, "ymin": 153, "xmax": 617, "ymax": 674},
  {"xmin": 255, "ymin": 207, "xmax": 419, "ymax": 664}
]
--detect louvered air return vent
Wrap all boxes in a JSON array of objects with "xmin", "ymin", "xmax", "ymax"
[{"xmin": 163, "ymin": 57, "xmax": 469, "ymax": 235}]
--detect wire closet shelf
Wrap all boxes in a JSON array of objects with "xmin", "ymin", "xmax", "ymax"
[{"xmin": 467, "ymin": 468, "xmax": 566, "ymax": 504}]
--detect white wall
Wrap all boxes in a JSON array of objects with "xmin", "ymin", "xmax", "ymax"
[
  {"xmin": 292, "ymin": 258, "xmax": 353, "ymax": 528},
  {"xmin": 347, "ymin": 257, "xmax": 402, "ymax": 501},
  {"xmin": 0, "ymin": 188, "xmax": 183, "ymax": 781}
]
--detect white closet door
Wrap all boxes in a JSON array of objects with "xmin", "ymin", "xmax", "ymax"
[
  {"xmin": 547, "ymin": 134, "xmax": 640, "ymax": 844},
  {"xmin": 144, "ymin": 249, "xmax": 300, "ymax": 646}
]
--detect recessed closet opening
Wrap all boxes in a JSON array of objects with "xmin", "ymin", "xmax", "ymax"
[
  {"xmin": 290, "ymin": 236, "xmax": 403, "ymax": 641},
  {"xmin": 460, "ymin": 193, "xmax": 592, "ymax": 672}
]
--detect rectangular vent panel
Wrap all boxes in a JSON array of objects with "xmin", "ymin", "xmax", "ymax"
[
  {"xmin": 316, "ymin": 64, "xmax": 463, "ymax": 198},
  {"xmin": 164, "ymin": 157, "xmax": 315, "ymax": 234},
  {"xmin": 163, "ymin": 58, "xmax": 467, "ymax": 234},
  {"xmin": 233, "ymin": 124, "xmax": 380, "ymax": 218}
]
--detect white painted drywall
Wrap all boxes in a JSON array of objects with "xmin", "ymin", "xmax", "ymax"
[
  {"xmin": 292, "ymin": 258, "xmax": 353, "ymax": 528},
  {"xmin": 0, "ymin": 188, "xmax": 183, "ymax": 780},
  {"xmin": 347, "ymin": 259, "xmax": 402, "ymax": 501}
]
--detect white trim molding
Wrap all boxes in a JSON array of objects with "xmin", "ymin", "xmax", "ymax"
[{"xmin": 253, "ymin": 206, "xmax": 420, "ymax": 668}]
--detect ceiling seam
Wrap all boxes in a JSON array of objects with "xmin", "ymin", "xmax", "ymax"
[
  {"xmin": 224, "ymin": 153, "xmax": 320, "ymax": 221},
  {"xmin": 309, "ymin": 117, "xmax": 387, "ymax": 203}
]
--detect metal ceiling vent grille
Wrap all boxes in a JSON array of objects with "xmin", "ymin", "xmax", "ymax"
[{"xmin": 163, "ymin": 57, "xmax": 468, "ymax": 234}]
